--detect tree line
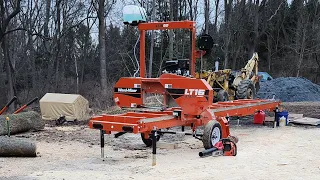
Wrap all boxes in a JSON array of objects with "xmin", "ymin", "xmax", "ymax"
[{"xmin": 0, "ymin": 0, "xmax": 319, "ymax": 109}]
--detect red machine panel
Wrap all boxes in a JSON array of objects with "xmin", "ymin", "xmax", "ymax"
[
  {"xmin": 159, "ymin": 74, "xmax": 213, "ymax": 115},
  {"xmin": 113, "ymin": 77, "xmax": 143, "ymax": 107}
]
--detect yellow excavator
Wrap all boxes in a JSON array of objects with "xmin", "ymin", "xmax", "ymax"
[
  {"xmin": 162, "ymin": 33, "xmax": 261, "ymax": 102},
  {"xmin": 195, "ymin": 52, "xmax": 260, "ymax": 102}
]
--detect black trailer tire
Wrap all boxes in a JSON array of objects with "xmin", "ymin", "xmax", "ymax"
[
  {"xmin": 202, "ymin": 120, "xmax": 222, "ymax": 149},
  {"xmin": 236, "ymin": 79, "xmax": 256, "ymax": 99},
  {"xmin": 233, "ymin": 142, "xmax": 237, "ymax": 156},
  {"xmin": 255, "ymin": 81, "xmax": 260, "ymax": 93},
  {"xmin": 141, "ymin": 133, "xmax": 160, "ymax": 147},
  {"xmin": 217, "ymin": 90, "xmax": 229, "ymax": 102}
]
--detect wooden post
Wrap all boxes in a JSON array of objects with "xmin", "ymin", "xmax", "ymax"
[{"xmin": 6, "ymin": 117, "xmax": 10, "ymax": 137}]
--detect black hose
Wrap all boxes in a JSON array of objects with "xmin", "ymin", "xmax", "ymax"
[{"xmin": 199, "ymin": 147, "xmax": 218, "ymax": 157}]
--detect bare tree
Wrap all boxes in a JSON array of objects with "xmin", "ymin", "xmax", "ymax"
[
  {"xmin": 223, "ymin": 0, "xmax": 232, "ymax": 68},
  {"xmin": 294, "ymin": 0, "xmax": 307, "ymax": 77},
  {"xmin": 148, "ymin": 0, "xmax": 156, "ymax": 77},
  {"xmin": 213, "ymin": 0, "xmax": 220, "ymax": 33},
  {"xmin": 0, "ymin": 0, "xmax": 21, "ymax": 108},
  {"xmin": 204, "ymin": 0, "xmax": 209, "ymax": 34},
  {"xmin": 98, "ymin": 0, "xmax": 107, "ymax": 98}
]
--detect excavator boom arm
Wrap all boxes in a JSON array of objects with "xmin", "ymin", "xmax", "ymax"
[{"xmin": 243, "ymin": 52, "xmax": 259, "ymax": 79}]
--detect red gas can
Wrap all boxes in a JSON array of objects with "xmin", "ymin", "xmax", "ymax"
[{"xmin": 254, "ymin": 110, "xmax": 265, "ymax": 124}]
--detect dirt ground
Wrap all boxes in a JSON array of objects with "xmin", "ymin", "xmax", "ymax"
[
  {"xmin": 282, "ymin": 102, "xmax": 320, "ymax": 118},
  {"xmin": 1, "ymin": 104, "xmax": 320, "ymax": 180}
]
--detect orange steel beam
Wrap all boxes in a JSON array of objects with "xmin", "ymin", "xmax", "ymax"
[
  {"xmin": 140, "ymin": 30, "xmax": 146, "ymax": 77},
  {"xmin": 140, "ymin": 118, "xmax": 191, "ymax": 132},
  {"xmin": 138, "ymin": 21, "xmax": 194, "ymax": 31},
  {"xmin": 125, "ymin": 112, "xmax": 170, "ymax": 118},
  {"xmin": 0, "ymin": 96, "xmax": 17, "ymax": 115},
  {"xmin": 90, "ymin": 120, "xmax": 140, "ymax": 133},
  {"xmin": 13, "ymin": 97, "xmax": 38, "ymax": 114},
  {"xmin": 191, "ymin": 28, "xmax": 196, "ymax": 77},
  {"xmin": 211, "ymin": 101, "xmax": 280, "ymax": 117},
  {"xmin": 137, "ymin": 21, "xmax": 196, "ymax": 77},
  {"xmin": 89, "ymin": 100, "xmax": 280, "ymax": 134}
]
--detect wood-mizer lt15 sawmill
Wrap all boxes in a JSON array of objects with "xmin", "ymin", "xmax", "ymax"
[{"xmin": 88, "ymin": 5, "xmax": 280, "ymax": 165}]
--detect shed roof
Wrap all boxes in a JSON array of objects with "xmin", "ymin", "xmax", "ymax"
[{"xmin": 39, "ymin": 93, "xmax": 83, "ymax": 103}]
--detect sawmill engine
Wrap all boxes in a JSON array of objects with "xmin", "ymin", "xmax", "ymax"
[
  {"xmin": 162, "ymin": 34, "xmax": 214, "ymax": 77},
  {"xmin": 162, "ymin": 59, "xmax": 190, "ymax": 76}
]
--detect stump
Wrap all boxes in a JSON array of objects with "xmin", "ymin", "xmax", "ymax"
[
  {"xmin": 0, "ymin": 136, "xmax": 37, "ymax": 157},
  {"xmin": 0, "ymin": 111, "xmax": 44, "ymax": 136}
]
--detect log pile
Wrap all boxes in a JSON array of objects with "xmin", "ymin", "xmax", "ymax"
[
  {"xmin": 0, "ymin": 111, "xmax": 44, "ymax": 136},
  {"xmin": 0, "ymin": 136, "xmax": 37, "ymax": 157},
  {"xmin": 0, "ymin": 111, "xmax": 42, "ymax": 157}
]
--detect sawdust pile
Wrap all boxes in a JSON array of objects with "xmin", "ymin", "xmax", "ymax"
[
  {"xmin": 257, "ymin": 77, "xmax": 320, "ymax": 102},
  {"xmin": 144, "ymin": 95, "xmax": 164, "ymax": 107}
]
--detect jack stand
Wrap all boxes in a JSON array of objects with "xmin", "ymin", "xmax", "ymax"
[
  {"xmin": 151, "ymin": 129, "xmax": 157, "ymax": 166},
  {"xmin": 274, "ymin": 107, "xmax": 279, "ymax": 128},
  {"xmin": 236, "ymin": 117, "xmax": 241, "ymax": 126},
  {"xmin": 193, "ymin": 129, "xmax": 202, "ymax": 140},
  {"xmin": 100, "ymin": 130, "xmax": 105, "ymax": 160}
]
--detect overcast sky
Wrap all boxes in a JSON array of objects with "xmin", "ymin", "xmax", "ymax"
[{"xmin": 90, "ymin": 0, "xmax": 294, "ymax": 41}]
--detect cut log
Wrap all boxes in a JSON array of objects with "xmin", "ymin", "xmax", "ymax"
[
  {"xmin": 0, "ymin": 111, "xmax": 44, "ymax": 136},
  {"xmin": 0, "ymin": 136, "xmax": 37, "ymax": 157}
]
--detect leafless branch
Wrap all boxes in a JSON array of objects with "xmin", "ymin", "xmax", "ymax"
[{"xmin": 267, "ymin": 1, "xmax": 284, "ymax": 21}]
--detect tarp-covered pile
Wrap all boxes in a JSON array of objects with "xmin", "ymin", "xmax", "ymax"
[{"xmin": 40, "ymin": 93, "xmax": 89, "ymax": 121}]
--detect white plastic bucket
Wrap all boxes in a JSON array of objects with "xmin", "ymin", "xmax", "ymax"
[{"xmin": 279, "ymin": 116, "xmax": 286, "ymax": 127}]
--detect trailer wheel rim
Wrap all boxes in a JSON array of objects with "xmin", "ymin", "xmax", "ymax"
[{"xmin": 211, "ymin": 127, "xmax": 221, "ymax": 146}]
